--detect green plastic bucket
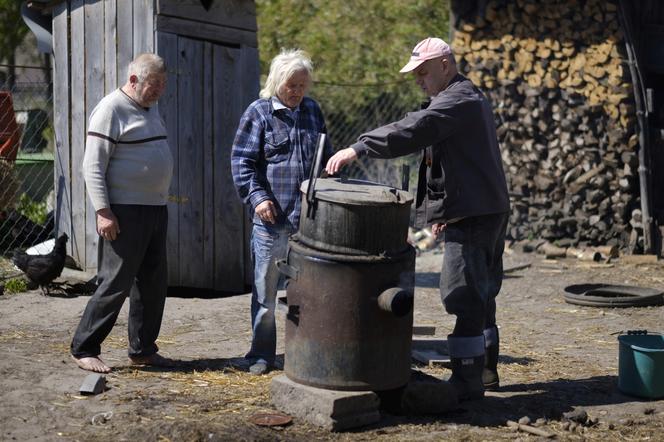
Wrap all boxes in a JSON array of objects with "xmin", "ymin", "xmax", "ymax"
[{"xmin": 618, "ymin": 333, "xmax": 664, "ymax": 399}]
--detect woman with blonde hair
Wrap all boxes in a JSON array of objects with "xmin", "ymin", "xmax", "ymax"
[{"xmin": 231, "ymin": 49, "xmax": 332, "ymax": 375}]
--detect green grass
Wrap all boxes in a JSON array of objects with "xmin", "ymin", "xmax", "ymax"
[{"xmin": 3, "ymin": 277, "xmax": 27, "ymax": 293}]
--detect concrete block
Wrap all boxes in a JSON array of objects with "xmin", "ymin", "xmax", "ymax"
[
  {"xmin": 79, "ymin": 373, "xmax": 106, "ymax": 395},
  {"xmin": 270, "ymin": 375, "xmax": 380, "ymax": 431}
]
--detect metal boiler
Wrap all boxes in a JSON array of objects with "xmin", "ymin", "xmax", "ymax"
[{"xmin": 279, "ymin": 140, "xmax": 416, "ymax": 391}]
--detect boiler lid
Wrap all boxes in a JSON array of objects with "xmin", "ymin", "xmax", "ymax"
[{"xmin": 301, "ymin": 178, "xmax": 414, "ymax": 206}]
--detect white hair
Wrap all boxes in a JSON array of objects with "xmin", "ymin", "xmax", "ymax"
[
  {"xmin": 128, "ymin": 53, "xmax": 166, "ymax": 82},
  {"xmin": 260, "ymin": 49, "xmax": 313, "ymax": 99}
]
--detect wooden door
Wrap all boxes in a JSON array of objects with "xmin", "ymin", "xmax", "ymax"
[{"xmin": 157, "ymin": 32, "xmax": 257, "ymax": 291}]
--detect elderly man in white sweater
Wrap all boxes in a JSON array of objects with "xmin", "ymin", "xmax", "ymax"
[{"xmin": 71, "ymin": 53, "xmax": 173, "ymax": 373}]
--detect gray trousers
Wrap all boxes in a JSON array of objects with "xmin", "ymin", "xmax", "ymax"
[
  {"xmin": 70, "ymin": 204, "xmax": 168, "ymax": 358},
  {"xmin": 440, "ymin": 212, "xmax": 508, "ymax": 337}
]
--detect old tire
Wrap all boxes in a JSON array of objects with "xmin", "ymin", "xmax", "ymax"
[{"xmin": 564, "ymin": 284, "xmax": 664, "ymax": 308}]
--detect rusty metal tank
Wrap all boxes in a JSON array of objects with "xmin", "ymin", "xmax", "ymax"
[
  {"xmin": 280, "ymin": 172, "xmax": 416, "ymax": 391},
  {"xmin": 280, "ymin": 239, "xmax": 415, "ymax": 391}
]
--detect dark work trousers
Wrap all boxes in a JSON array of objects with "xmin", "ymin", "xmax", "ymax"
[
  {"xmin": 70, "ymin": 204, "xmax": 168, "ymax": 358},
  {"xmin": 440, "ymin": 212, "xmax": 509, "ymax": 337}
]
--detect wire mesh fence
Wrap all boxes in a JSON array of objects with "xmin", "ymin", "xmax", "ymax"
[
  {"xmin": 313, "ymin": 81, "xmax": 423, "ymax": 191},
  {"xmin": 0, "ymin": 66, "xmax": 55, "ymax": 268}
]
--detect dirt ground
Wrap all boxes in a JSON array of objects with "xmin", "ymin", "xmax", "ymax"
[{"xmin": 1, "ymin": 248, "xmax": 664, "ymax": 441}]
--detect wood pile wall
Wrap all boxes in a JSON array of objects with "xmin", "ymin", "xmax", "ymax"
[{"xmin": 452, "ymin": 0, "xmax": 638, "ymax": 248}]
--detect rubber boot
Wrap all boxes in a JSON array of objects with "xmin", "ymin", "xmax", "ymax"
[
  {"xmin": 447, "ymin": 335, "xmax": 485, "ymax": 401},
  {"xmin": 483, "ymin": 325, "xmax": 500, "ymax": 390}
]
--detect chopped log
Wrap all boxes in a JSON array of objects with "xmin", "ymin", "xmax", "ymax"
[
  {"xmin": 451, "ymin": 0, "xmax": 638, "ymax": 251},
  {"xmin": 568, "ymin": 164, "xmax": 606, "ymax": 193},
  {"xmin": 596, "ymin": 245, "xmax": 619, "ymax": 259},
  {"xmin": 540, "ymin": 242, "xmax": 567, "ymax": 258},
  {"xmin": 578, "ymin": 249, "xmax": 602, "ymax": 262},
  {"xmin": 620, "ymin": 255, "xmax": 659, "ymax": 264},
  {"xmin": 506, "ymin": 420, "xmax": 555, "ymax": 438},
  {"xmin": 566, "ymin": 247, "xmax": 601, "ymax": 261}
]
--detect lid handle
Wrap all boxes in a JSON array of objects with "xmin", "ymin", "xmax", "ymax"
[
  {"xmin": 401, "ymin": 164, "xmax": 410, "ymax": 191},
  {"xmin": 306, "ymin": 133, "xmax": 326, "ymax": 216}
]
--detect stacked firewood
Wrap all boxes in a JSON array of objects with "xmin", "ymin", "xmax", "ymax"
[{"xmin": 452, "ymin": 0, "xmax": 638, "ymax": 248}]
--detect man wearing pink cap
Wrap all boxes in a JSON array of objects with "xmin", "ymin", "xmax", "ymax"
[{"xmin": 326, "ymin": 37, "xmax": 510, "ymax": 401}]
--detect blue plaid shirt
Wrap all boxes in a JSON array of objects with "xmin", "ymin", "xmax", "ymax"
[{"xmin": 231, "ymin": 96, "xmax": 332, "ymax": 229}]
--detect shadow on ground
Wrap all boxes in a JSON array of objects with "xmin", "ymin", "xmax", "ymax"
[
  {"xmin": 115, "ymin": 352, "xmax": 631, "ymax": 432},
  {"xmin": 167, "ymin": 286, "xmax": 250, "ymax": 299},
  {"xmin": 358, "ymin": 374, "xmax": 637, "ymax": 432},
  {"xmin": 416, "ymin": 271, "xmax": 524, "ymax": 288},
  {"xmin": 117, "ymin": 354, "xmax": 286, "ymax": 374},
  {"xmin": 415, "ymin": 272, "xmax": 440, "ymax": 288}
]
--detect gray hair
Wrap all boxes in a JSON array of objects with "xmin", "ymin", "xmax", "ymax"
[
  {"xmin": 128, "ymin": 53, "xmax": 166, "ymax": 82},
  {"xmin": 260, "ymin": 49, "xmax": 313, "ymax": 99}
]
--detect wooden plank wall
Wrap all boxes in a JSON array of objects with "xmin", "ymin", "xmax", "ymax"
[
  {"xmin": 156, "ymin": 33, "xmax": 252, "ymax": 290},
  {"xmin": 69, "ymin": 0, "xmax": 86, "ymax": 266},
  {"xmin": 203, "ymin": 42, "xmax": 215, "ymax": 289},
  {"xmin": 176, "ymin": 37, "xmax": 206, "ymax": 288},
  {"xmin": 240, "ymin": 45, "xmax": 260, "ymax": 287},
  {"xmin": 155, "ymin": 31, "xmax": 180, "ymax": 285},
  {"xmin": 52, "ymin": 1, "xmax": 256, "ymax": 289},
  {"xmin": 213, "ymin": 45, "xmax": 247, "ymax": 292},
  {"xmin": 52, "ymin": 3, "xmax": 71, "ymax": 252},
  {"xmin": 116, "ymin": 0, "xmax": 133, "ymax": 84},
  {"xmin": 134, "ymin": 0, "xmax": 153, "ymax": 55},
  {"xmin": 84, "ymin": 0, "xmax": 105, "ymax": 271},
  {"xmin": 103, "ymin": 0, "xmax": 117, "ymax": 94},
  {"xmin": 155, "ymin": 15, "xmax": 257, "ymax": 47},
  {"xmin": 156, "ymin": 0, "xmax": 257, "ymax": 31}
]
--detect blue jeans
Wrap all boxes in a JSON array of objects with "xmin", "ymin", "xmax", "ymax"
[
  {"xmin": 440, "ymin": 212, "xmax": 508, "ymax": 337},
  {"xmin": 246, "ymin": 223, "xmax": 292, "ymax": 365}
]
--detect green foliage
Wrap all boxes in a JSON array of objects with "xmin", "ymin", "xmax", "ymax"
[
  {"xmin": 41, "ymin": 124, "xmax": 55, "ymax": 148},
  {"xmin": 256, "ymin": 0, "xmax": 450, "ymax": 184},
  {"xmin": 16, "ymin": 193, "xmax": 47, "ymax": 225},
  {"xmin": 0, "ymin": 0, "xmax": 29, "ymax": 63},
  {"xmin": 256, "ymin": 0, "xmax": 450, "ymax": 115},
  {"xmin": 4, "ymin": 277, "xmax": 27, "ymax": 294}
]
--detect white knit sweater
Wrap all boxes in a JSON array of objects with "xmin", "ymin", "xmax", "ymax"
[{"xmin": 82, "ymin": 89, "xmax": 173, "ymax": 211}]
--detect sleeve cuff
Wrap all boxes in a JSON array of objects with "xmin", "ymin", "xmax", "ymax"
[
  {"xmin": 90, "ymin": 198, "xmax": 110, "ymax": 213},
  {"xmin": 350, "ymin": 142, "xmax": 368, "ymax": 158},
  {"xmin": 249, "ymin": 192, "xmax": 270, "ymax": 211}
]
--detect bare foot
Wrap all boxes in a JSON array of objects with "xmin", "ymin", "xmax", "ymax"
[
  {"xmin": 128, "ymin": 353, "xmax": 175, "ymax": 367},
  {"xmin": 72, "ymin": 355, "xmax": 112, "ymax": 373}
]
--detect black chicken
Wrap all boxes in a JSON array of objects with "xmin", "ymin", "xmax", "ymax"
[{"xmin": 12, "ymin": 233, "xmax": 69, "ymax": 295}]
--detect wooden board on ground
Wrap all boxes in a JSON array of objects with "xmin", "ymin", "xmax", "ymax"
[
  {"xmin": 504, "ymin": 261, "xmax": 533, "ymax": 273},
  {"xmin": 411, "ymin": 338, "xmax": 450, "ymax": 367},
  {"xmin": 412, "ymin": 325, "xmax": 436, "ymax": 336}
]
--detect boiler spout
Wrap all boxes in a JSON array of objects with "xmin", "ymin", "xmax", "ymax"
[{"xmin": 377, "ymin": 287, "xmax": 414, "ymax": 317}]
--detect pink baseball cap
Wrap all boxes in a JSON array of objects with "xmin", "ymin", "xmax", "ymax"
[{"xmin": 399, "ymin": 37, "xmax": 452, "ymax": 73}]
